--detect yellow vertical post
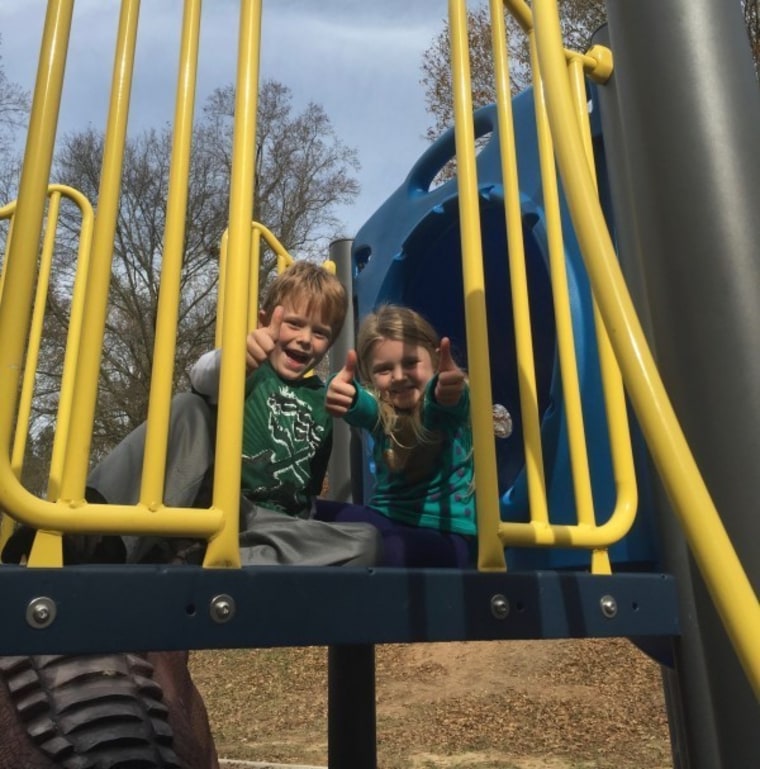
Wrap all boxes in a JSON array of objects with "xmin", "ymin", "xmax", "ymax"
[
  {"xmin": 58, "ymin": 0, "xmax": 142, "ymax": 507},
  {"xmin": 0, "ymin": 0, "xmax": 74, "ymax": 471},
  {"xmin": 489, "ymin": 2, "xmax": 550, "ymax": 532},
  {"xmin": 0, "ymin": 0, "xmax": 75, "ymax": 567},
  {"xmin": 140, "ymin": 0, "xmax": 203, "ymax": 509},
  {"xmin": 203, "ymin": 0, "xmax": 264, "ymax": 567},
  {"xmin": 216, "ymin": 230, "xmax": 229, "ymax": 348},
  {"xmin": 248, "ymin": 225, "xmax": 262, "ymax": 332},
  {"xmin": 12, "ymin": 192, "xmax": 62, "ymax": 477},
  {"xmin": 449, "ymin": 0, "xmax": 505, "ymax": 571}
]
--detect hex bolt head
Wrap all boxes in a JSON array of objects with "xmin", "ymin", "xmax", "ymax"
[
  {"xmin": 490, "ymin": 593, "xmax": 510, "ymax": 620},
  {"xmin": 210, "ymin": 594, "xmax": 236, "ymax": 624},
  {"xmin": 26, "ymin": 596, "xmax": 57, "ymax": 629},
  {"xmin": 600, "ymin": 594, "xmax": 618, "ymax": 619}
]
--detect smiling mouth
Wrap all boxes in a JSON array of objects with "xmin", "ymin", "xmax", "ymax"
[{"xmin": 284, "ymin": 348, "xmax": 309, "ymax": 365}]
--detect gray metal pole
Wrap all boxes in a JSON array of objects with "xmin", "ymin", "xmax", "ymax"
[
  {"xmin": 327, "ymin": 238, "xmax": 355, "ymax": 504},
  {"xmin": 594, "ymin": 2, "xmax": 760, "ymax": 767},
  {"xmin": 325, "ymin": 238, "xmax": 377, "ymax": 769}
]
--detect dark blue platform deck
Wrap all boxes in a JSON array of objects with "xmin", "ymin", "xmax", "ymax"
[{"xmin": 0, "ymin": 566, "xmax": 679, "ymax": 655}]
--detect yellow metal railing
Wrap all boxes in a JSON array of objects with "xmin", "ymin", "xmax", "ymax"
[
  {"xmin": 0, "ymin": 185, "xmax": 94, "ymax": 556},
  {"xmin": 216, "ymin": 221, "xmax": 295, "ymax": 348},
  {"xmin": 0, "ymin": 0, "xmax": 265, "ymax": 568},
  {"xmin": 535, "ymin": 0, "xmax": 758, "ymax": 701},
  {"xmin": 0, "ymin": 1, "xmax": 318, "ymax": 570},
  {"xmin": 1, "ymin": 1, "xmax": 756, "ymax": 699},
  {"xmin": 451, "ymin": 0, "xmax": 759, "ymax": 696},
  {"xmin": 450, "ymin": 0, "xmax": 636, "ymax": 575}
]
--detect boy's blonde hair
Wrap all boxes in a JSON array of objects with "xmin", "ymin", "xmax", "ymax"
[
  {"xmin": 261, "ymin": 260, "xmax": 348, "ymax": 339},
  {"xmin": 356, "ymin": 304, "xmax": 443, "ymax": 445}
]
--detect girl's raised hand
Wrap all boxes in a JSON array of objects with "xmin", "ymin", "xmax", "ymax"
[
  {"xmin": 326, "ymin": 349, "xmax": 358, "ymax": 416},
  {"xmin": 435, "ymin": 337, "xmax": 465, "ymax": 406},
  {"xmin": 246, "ymin": 305, "xmax": 283, "ymax": 373}
]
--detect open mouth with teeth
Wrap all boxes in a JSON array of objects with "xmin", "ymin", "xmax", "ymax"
[{"xmin": 282, "ymin": 348, "xmax": 310, "ymax": 368}]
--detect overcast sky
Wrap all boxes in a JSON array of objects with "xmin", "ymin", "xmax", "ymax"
[{"xmin": 0, "ymin": 0, "xmax": 454, "ymax": 238}]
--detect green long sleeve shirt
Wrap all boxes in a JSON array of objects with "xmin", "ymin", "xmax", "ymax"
[{"xmin": 343, "ymin": 377, "xmax": 476, "ymax": 536}]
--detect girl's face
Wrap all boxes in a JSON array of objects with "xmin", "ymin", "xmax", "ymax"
[{"xmin": 368, "ymin": 337, "xmax": 436, "ymax": 411}]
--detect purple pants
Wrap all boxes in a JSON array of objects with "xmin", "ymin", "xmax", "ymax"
[{"xmin": 314, "ymin": 499, "xmax": 475, "ymax": 568}]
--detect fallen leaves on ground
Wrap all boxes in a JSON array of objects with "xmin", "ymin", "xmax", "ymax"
[{"xmin": 190, "ymin": 638, "xmax": 673, "ymax": 769}]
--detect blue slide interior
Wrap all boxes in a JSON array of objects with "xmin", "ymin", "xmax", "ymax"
[{"xmin": 351, "ymin": 93, "xmax": 659, "ymax": 570}]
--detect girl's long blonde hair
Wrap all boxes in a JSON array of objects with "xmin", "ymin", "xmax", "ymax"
[{"xmin": 356, "ymin": 304, "xmax": 443, "ymax": 446}]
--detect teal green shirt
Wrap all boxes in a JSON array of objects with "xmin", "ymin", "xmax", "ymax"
[
  {"xmin": 342, "ymin": 378, "xmax": 476, "ymax": 536},
  {"xmin": 240, "ymin": 362, "xmax": 331, "ymax": 517}
]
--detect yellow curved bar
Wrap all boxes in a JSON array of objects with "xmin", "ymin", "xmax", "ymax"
[
  {"xmin": 498, "ymin": 510, "xmax": 636, "ymax": 547},
  {"xmin": 0, "ymin": 185, "xmax": 94, "ymax": 492},
  {"xmin": 533, "ymin": 0, "xmax": 760, "ymax": 700},
  {"xmin": 567, "ymin": 57, "xmax": 636, "ymax": 574},
  {"xmin": 502, "ymin": 0, "xmax": 613, "ymax": 82},
  {"xmin": 45, "ymin": 185, "xmax": 95, "ymax": 500},
  {"xmin": 0, "ymin": 185, "xmax": 93, "ymax": 564},
  {"xmin": 253, "ymin": 221, "xmax": 294, "ymax": 267},
  {"xmin": 0, "ymin": 458, "xmax": 223, "ymax": 537},
  {"xmin": 216, "ymin": 220, "xmax": 295, "ymax": 346},
  {"xmin": 488, "ymin": 4, "xmax": 549, "ymax": 535},
  {"xmin": 530, "ymin": 43, "xmax": 597, "ymax": 537}
]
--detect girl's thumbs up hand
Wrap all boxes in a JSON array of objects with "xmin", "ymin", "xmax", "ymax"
[{"xmin": 435, "ymin": 337, "xmax": 465, "ymax": 406}]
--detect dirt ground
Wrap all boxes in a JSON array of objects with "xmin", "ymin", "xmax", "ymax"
[{"xmin": 190, "ymin": 637, "xmax": 674, "ymax": 769}]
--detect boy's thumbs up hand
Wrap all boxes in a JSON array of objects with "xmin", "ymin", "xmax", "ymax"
[
  {"xmin": 326, "ymin": 349, "xmax": 358, "ymax": 416},
  {"xmin": 246, "ymin": 305, "xmax": 283, "ymax": 373},
  {"xmin": 435, "ymin": 337, "xmax": 465, "ymax": 407}
]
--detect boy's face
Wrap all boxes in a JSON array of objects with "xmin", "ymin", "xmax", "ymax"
[{"xmin": 264, "ymin": 299, "xmax": 333, "ymax": 381}]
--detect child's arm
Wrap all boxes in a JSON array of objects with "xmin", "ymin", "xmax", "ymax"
[
  {"xmin": 189, "ymin": 349, "xmax": 222, "ymax": 402},
  {"xmin": 325, "ymin": 350, "xmax": 359, "ymax": 417},
  {"xmin": 188, "ymin": 307, "xmax": 284, "ymax": 403},
  {"xmin": 434, "ymin": 337, "xmax": 466, "ymax": 407}
]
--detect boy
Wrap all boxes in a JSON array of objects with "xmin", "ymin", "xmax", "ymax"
[{"xmin": 84, "ymin": 261, "xmax": 382, "ymax": 566}]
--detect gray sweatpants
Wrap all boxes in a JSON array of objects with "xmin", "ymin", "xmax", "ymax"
[{"xmin": 87, "ymin": 392, "xmax": 381, "ymax": 567}]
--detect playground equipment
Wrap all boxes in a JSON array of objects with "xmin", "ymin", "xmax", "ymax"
[{"xmin": 0, "ymin": 1, "xmax": 758, "ymax": 768}]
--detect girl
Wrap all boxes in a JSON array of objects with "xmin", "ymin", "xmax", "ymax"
[{"xmin": 321, "ymin": 304, "xmax": 475, "ymax": 567}]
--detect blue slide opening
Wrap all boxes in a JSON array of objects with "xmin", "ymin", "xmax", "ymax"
[{"xmin": 351, "ymin": 94, "xmax": 659, "ymax": 570}]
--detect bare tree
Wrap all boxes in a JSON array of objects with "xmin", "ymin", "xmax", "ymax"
[
  {"xmin": 0, "ymin": 36, "xmax": 28, "ymax": 206},
  {"xmin": 420, "ymin": 1, "xmax": 606, "ymax": 143},
  {"xmin": 0, "ymin": 39, "xmax": 29, "ymax": 157},
  {"xmin": 421, "ymin": 1, "xmax": 758, "ymax": 145},
  {"xmin": 199, "ymin": 80, "xmax": 360, "ymax": 287},
  {"xmin": 31, "ymin": 79, "xmax": 359, "ymax": 459}
]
